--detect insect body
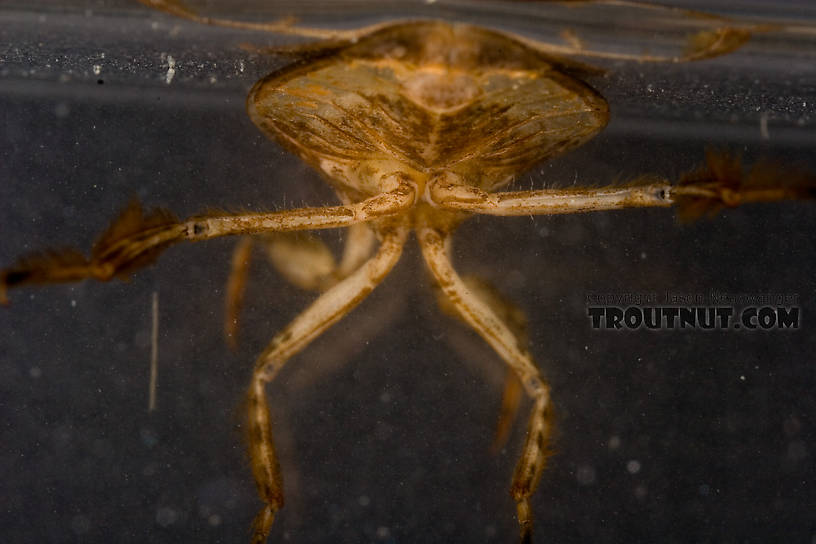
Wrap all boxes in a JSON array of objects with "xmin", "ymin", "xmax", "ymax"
[
  {"xmin": 243, "ymin": 21, "xmax": 614, "ymax": 542},
  {"xmin": 3, "ymin": 2, "xmax": 815, "ymax": 543},
  {"xmin": 248, "ymin": 20, "xmax": 609, "ymax": 199}
]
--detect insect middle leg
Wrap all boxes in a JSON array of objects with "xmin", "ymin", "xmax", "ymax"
[
  {"xmin": 417, "ymin": 223, "xmax": 553, "ymax": 544},
  {"xmin": 245, "ymin": 220, "xmax": 408, "ymax": 543}
]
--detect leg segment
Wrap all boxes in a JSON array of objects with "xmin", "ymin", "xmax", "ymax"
[
  {"xmin": 493, "ymin": 370, "xmax": 524, "ymax": 454},
  {"xmin": 138, "ymin": 0, "xmax": 406, "ymax": 41},
  {"xmin": 246, "ymin": 221, "xmax": 409, "ymax": 543},
  {"xmin": 224, "ymin": 223, "xmax": 376, "ymax": 346},
  {"xmin": 337, "ymin": 223, "xmax": 378, "ymax": 280},
  {"xmin": 263, "ymin": 222, "xmax": 376, "ymax": 293},
  {"xmin": 428, "ymin": 153, "xmax": 816, "ymax": 219},
  {"xmin": 428, "ymin": 172, "xmax": 672, "ymax": 216},
  {"xmin": 225, "ymin": 236, "xmax": 254, "ymax": 349},
  {"xmin": 139, "ymin": 0, "xmax": 767, "ymax": 63},
  {"xmin": 417, "ymin": 224, "xmax": 553, "ymax": 543},
  {"xmin": 433, "ymin": 273, "xmax": 529, "ymax": 451},
  {"xmin": 1, "ymin": 179, "xmax": 415, "ymax": 302}
]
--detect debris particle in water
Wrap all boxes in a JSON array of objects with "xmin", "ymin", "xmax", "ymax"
[{"xmin": 165, "ymin": 55, "xmax": 176, "ymax": 84}]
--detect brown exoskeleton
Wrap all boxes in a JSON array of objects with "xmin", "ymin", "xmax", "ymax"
[{"xmin": 3, "ymin": 1, "xmax": 814, "ymax": 542}]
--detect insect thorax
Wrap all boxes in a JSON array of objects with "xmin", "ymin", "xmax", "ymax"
[{"xmin": 247, "ymin": 21, "xmax": 609, "ymax": 199}]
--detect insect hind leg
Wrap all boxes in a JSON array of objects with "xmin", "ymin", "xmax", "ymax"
[
  {"xmin": 244, "ymin": 220, "xmax": 407, "ymax": 543},
  {"xmin": 418, "ymin": 224, "xmax": 553, "ymax": 543},
  {"xmin": 433, "ymin": 273, "xmax": 529, "ymax": 452}
]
